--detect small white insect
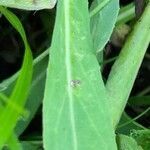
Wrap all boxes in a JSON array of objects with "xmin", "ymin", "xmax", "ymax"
[{"xmin": 70, "ymin": 80, "xmax": 81, "ymax": 88}]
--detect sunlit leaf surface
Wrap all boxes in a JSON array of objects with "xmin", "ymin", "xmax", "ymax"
[{"xmin": 43, "ymin": 0, "xmax": 117, "ymax": 149}]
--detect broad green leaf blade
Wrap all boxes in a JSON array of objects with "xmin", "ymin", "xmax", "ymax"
[
  {"xmin": 43, "ymin": 0, "xmax": 117, "ymax": 150},
  {"xmin": 116, "ymin": 134, "xmax": 143, "ymax": 150},
  {"xmin": 90, "ymin": 0, "xmax": 119, "ymax": 53},
  {"xmin": 0, "ymin": 7, "xmax": 33, "ymax": 148},
  {"xmin": 0, "ymin": 0, "xmax": 56, "ymax": 10},
  {"xmin": 106, "ymin": 2, "xmax": 150, "ymax": 128}
]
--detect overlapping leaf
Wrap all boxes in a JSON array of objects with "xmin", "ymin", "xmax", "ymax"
[{"xmin": 90, "ymin": 0, "xmax": 119, "ymax": 54}]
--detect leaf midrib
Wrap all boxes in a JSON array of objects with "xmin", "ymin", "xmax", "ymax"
[{"xmin": 64, "ymin": 0, "xmax": 78, "ymax": 150}]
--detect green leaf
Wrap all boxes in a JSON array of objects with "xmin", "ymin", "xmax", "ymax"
[
  {"xmin": 15, "ymin": 52, "xmax": 48, "ymax": 135},
  {"xmin": 43, "ymin": 0, "xmax": 117, "ymax": 149},
  {"xmin": 116, "ymin": 134, "xmax": 143, "ymax": 150},
  {"xmin": 0, "ymin": 7, "xmax": 33, "ymax": 148},
  {"xmin": 21, "ymin": 141, "xmax": 42, "ymax": 150},
  {"xmin": 130, "ymin": 130, "xmax": 150, "ymax": 150},
  {"xmin": 106, "ymin": 2, "xmax": 150, "ymax": 128},
  {"xmin": 7, "ymin": 133, "xmax": 23, "ymax": 150},
  {"xmin": 116, "ymin": 112, "xmax": 145, "ymax": 135},
  {"xmin": 0, "ymin": 0, "xmax": 56, "ymax": 10},
  {"xmin": 0, "ymin": 49, "xmax": 48, "ymax": 136},
  {"xmin": 90, "ymin": 0, "xmax": 119, "ymax": 53}
]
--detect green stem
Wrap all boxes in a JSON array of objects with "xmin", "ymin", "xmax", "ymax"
[
  {"xmin": 117, "ymin": 2, "xmax": 135, "ymax": 25},
  {"xmin": 137, "ymin": 86, "xmax": 150, "ymax": 96},
  {"xmin": 118, "ymin": 107, "xmax": 150, "ymax": 128},
  {"xmin": 106, "ymin": 2, "xmax": 150, "ymax": 128}
]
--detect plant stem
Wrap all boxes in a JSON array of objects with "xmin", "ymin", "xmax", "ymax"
[
  {"xmin": 106, "ymin": 2, "xmax": 150, "ymax": 128},
  {"xmin": 137, "ymin": 86, "xmax": 150, "ymax": 96},
  {"xmin": 117, "ymin": 2, "xmax": 135, "ymax": 25},
  {"xmin": 118, "ymin": 107, "xmax": 150, "ymax": 128}
]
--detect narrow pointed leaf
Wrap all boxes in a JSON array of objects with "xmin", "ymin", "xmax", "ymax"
[
  {"xmin": 0, "ymin": 7, "xmax": 33, "ymax": 148},
  {"xmin": 0, "ymin": 49, "xmax": 48, "ymax": 136},
  {"xmin": 15, "ymin": 54, "xmax": 48, "ymax": 135},
  {"xmin": 43, "ymin": 0, "xmax": 117, "ymax": 149},
  {"xmin": 7, "ymin": 134, "xmax": 23, "ymax": 150}
]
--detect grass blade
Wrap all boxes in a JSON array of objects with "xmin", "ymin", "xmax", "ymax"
[
  {"xmin": 7, "ymin": 134, "xmax": 23, "ymax": 150},
  {"xmin": 117, "ymin": 112, "xmax": 145, "ymax": 135},
  {"xmin": 15, "ymin": 54, "xmax": 48, "ymax": 135},
  {"xmin": 0, "ymin": 7, "xmax": 33, "ymax": 148},
  {"xmin": 0, "ymin": 49, "xmax": 48, "ymax": 136}
]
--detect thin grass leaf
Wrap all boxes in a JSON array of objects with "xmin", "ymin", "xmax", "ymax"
[
  {"xmin": 0, "ymin": 48, "xmax": 48, "ymax": 136},
  {"xmin": 6, "ymin": 133, "xmax": 23, "ymax": 150},
  {"xmin": 117, "ymin": 112, "xmax": 146, "ymax": 135},
  {"xmin": 15, "ymin": 53, "xmax": 48, "ymax": 135},
  {"xmin": 0, "ymin": 7, "xmax": 33, "ymax": 148},
  {"xmin": 0, "ymin": 0, "xmax": 57, "ymax": 10},
  {"xmin": 43, "ymin": 0, "xmax": 117, "ymax": 149},
  {"xmin": 118, "ymin": 107, "xmax": 150, "ymax": 129},
  {"xmin": 106, "ymin": 2, "xmax": 150, "ymax": 128},
  {"xmin": 0, "ymin": 93, "xmax": 28, "ymax": 117}
]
